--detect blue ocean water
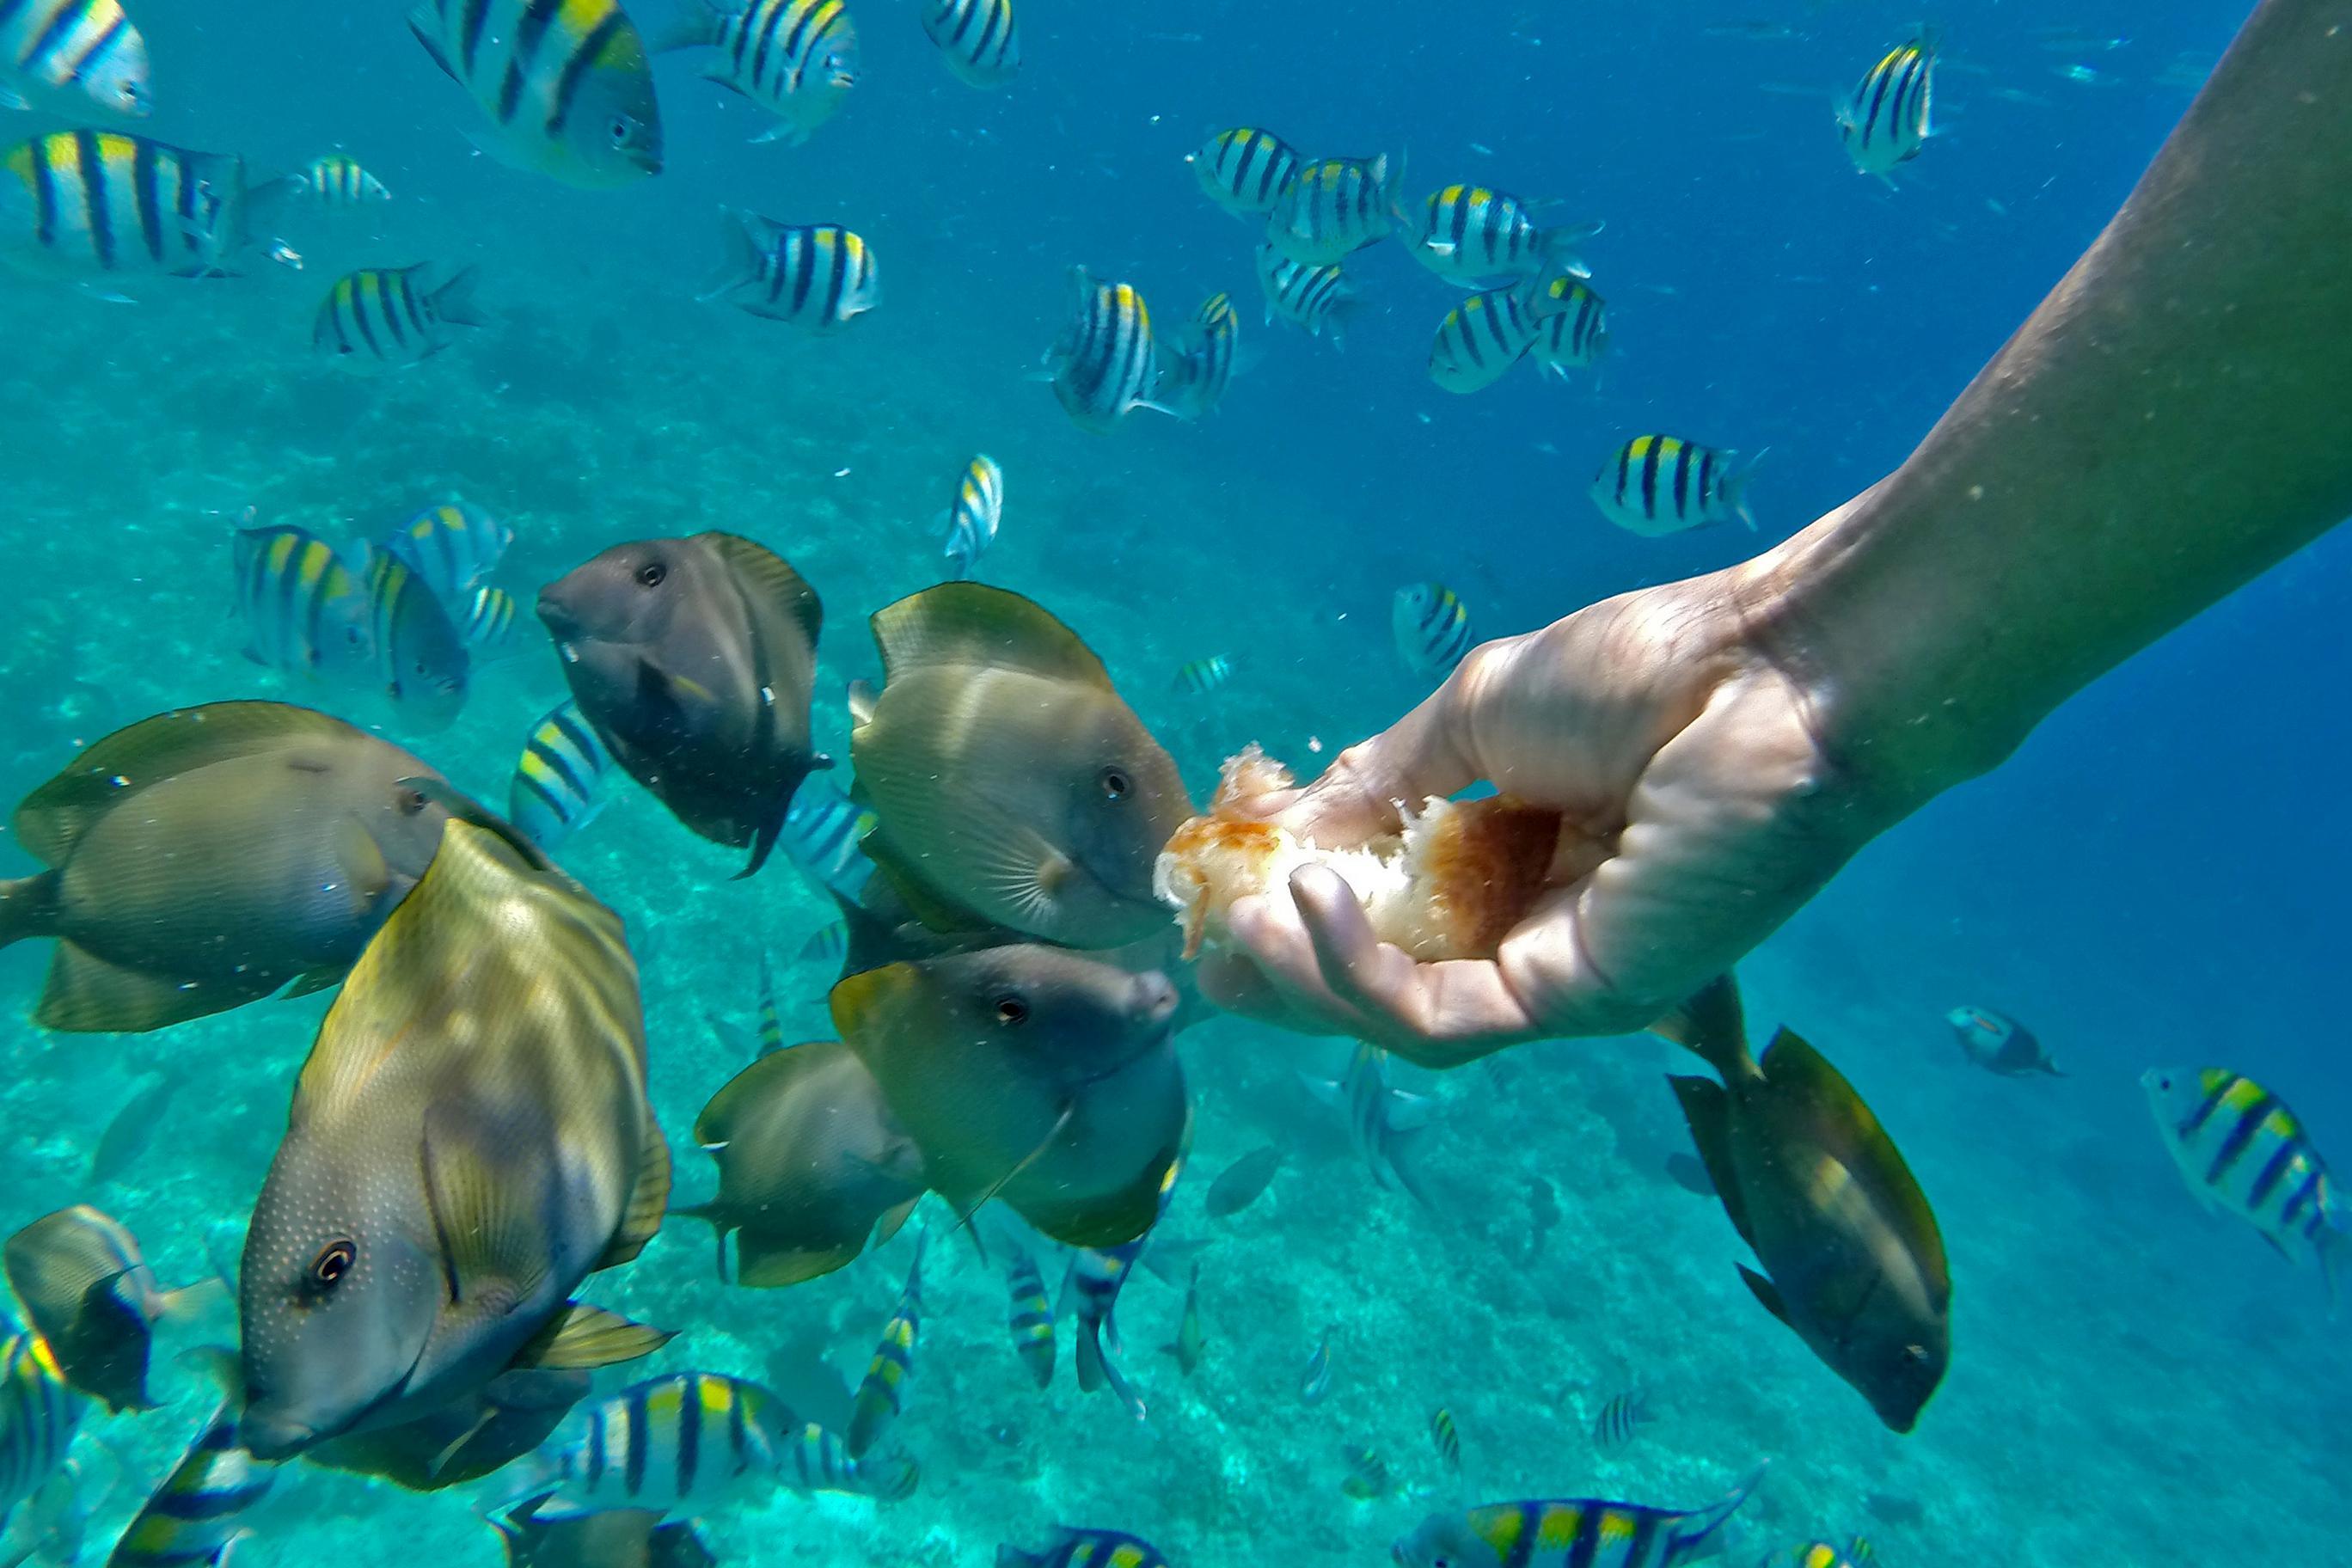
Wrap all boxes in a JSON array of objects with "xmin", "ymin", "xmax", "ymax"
[{"xmin": 1, "ymin": 0, "xmax": 2346, "ymax": 1565}]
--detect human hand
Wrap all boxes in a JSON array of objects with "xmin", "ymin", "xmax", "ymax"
[{"xmin": 1197, "ymin": 561, "xmax": 1896, "ymax": 1066}]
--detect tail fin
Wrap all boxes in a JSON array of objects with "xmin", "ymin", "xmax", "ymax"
[
  {"xmin": 1321, "ymin": 297, "xmax": 1360, "ymax": 349},
  {"xmin": 1381, "ymin": 148, "xmax": 1412, "ymax": 229},
  {"xmin": 1650, "ymin": 974, "xmax": 1756, "ymax": 1081},
  {"xmin": 1537, "ymin": 219, "xmax": 1603, "ymax": 277},
  {"xmin": 1723, "ymin": 447, "xmax": 1769, "ymax": 530},
  {"xmin": 1675, "ymin": 1461, "xmax": 1767, "ymax": 1553},
  {"xmin": 697, "ymin": 208, "xmax": 765, "ymax": 302},
  {"xmin": 430, "ymin": 265, "xmax": 485, "ymax": 328},
  {"xmin": 856, "ymin": 1448, "xmax": 920, "ymax": 1502},
  {"xmin": 0, "ymin": 873, "xmax": 59, "ymax": 950},
  {"xmin": 1073, "ymin": 1320, "xmax": 1145, "ymax": 1422}
]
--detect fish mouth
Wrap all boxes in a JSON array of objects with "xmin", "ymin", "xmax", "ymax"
[{"xmin": 535, "ymin": 591, "xmax": 581, "ymax": 640}]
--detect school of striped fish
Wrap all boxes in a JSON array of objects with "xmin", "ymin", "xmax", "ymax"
[{"xmin": 0, "ymin": 8, "xmax": 2329, "ymax": 1568}]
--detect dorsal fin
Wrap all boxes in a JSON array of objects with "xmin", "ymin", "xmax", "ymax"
[
  {"xmin": 701, "ymin": 532, "xmax": 821, "ymax": 646},
  {"xmin": 868, "ymin": 585, "xmax": 1111, "ymax": 689}
]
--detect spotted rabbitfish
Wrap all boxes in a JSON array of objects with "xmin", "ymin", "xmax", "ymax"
[{"xmin": 2143, "ymin": 1067, "xmax": 2348, "ymax": 1305}]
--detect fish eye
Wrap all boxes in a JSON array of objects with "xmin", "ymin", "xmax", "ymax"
[
  {"xmin": 309, "ymin": 1239, "xmax": 357, "ymax": 1291},
  {"xmin": 636, "ymin": 560, "xmax": 668, "ymax": 588},
  {"xmin": 1099, "ymin": 766, "xmax": 1131, "ymax": 800},
  {"xmin": 609, "ymin": 116, "xmax": 633, "ymax": 147},
  {"xmin": 992, "ymin": 992, "xmax": 1031, "ymax": 1026},
  {"xmin": 2157, "ymin": 1075, "xmax": 2172, "ymax": 1090}
]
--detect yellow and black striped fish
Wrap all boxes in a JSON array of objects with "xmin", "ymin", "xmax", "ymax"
[
  {"xmin": 1001, "ymin": 1240, "xmax": 1055, "ymax": 1388},
  {"xmin": 231, "ymin": 524, "xmax": 377, "ymax": 686},
  {"xmin": 0, "ymin": 0, "xmax": 147, "ymax": 117},
  {"xmin": 1174, "ymin": 655, "xmax": 1230, "ymax": 695},
  {"xmin": 407, "ymin": 0, "xmax": 662, "ymax": 187},
  {"xmin": 1411, "ymin": 185, "xmax": 1597, "ymax": 285},
  {"xmin": 1393, "ymin": 583, "xmax": 1471, "ymax": 677},
  {"xmin": 940, "ymin": 454, "xmax": 1003, "ymax": 579},
  {"xmin": 510, "ymin": 698, "xmax": 616, "ymax": 851},
  {"xmin": 780, "ymin": 1418, "xmax": 916, "ymax": 1499},
  {"xmin": 697, "ymin": 0, "xmax": 858, "ymax": 146},
  {"xmin": 1532, "ymin": 277, "xmax": 1607, "ymax": 380},
  {"xmin": 1429, "ymin": 283, "xmax": 1544, "ymax": 394},
  {"xmin": 1589, "ymin": 435, "xmax": 1760, "ymax": 536},
  {"xmin": 2143, "ymin": 1067, "xmax": 2348, "ymax": 1302},
  {"xmin": 108, "ymin": 1396, "xmax": 276, "ymax": 1568},
  {"xmin": 1001, "ymin": 1528, "xmax": 1173, "ymax": 1568},
  {"xmin": 299, "ymin": 154, "xmax": 389, "ymax": 205},
  {"xmin": 1266, "ymin": 151, "xmax": 1403, "ymax": 266},
  {"xmin": 703, "ymin": 210, "xmax": 879, "ymax": 329},
  {"xmin": 361, "ymin": 543, "xmax": 469, "ymax": 729},
  {"xmin": 536, "ymin": 1372, "xmax": 787, "ymax": 1516},
  {"xmin": 461, "ymin": 585, "xmax": 520, "ymax": 650},
  {"xmin": 385, "ymin": 498, "xmax": 511, "ymax": 602},
  {"xmin": 847, "ymin": 1233, "xmax": 926, "ymax": 1459},
  {"xmin": 1394, "ymin": 1467, "xmax": 1764, "ymax": 1568},
  {"xmin": 1430, "ymin": 1406, "xmax": 1461, "ymax": 1471},
  {"xmin": 0, "ymin": 131, "xmax": 283, "ymax": 281},
  {"xmin": 1591, "ymin": 1388, "xmax": 1652, "ymax": 1449},
  {"xmin": 0, "ymin": 1333, "xmax": 83, "ymax": 1532},
  {"xmin": 1254, "ymin": 242, "xmax": 1355, "ymax": 343},
  {"xmin": 1046, "ymin": 266, "xmax": 1170, "ymax": 433},
  {"xmin": 753, "ymin": 950, "xmax": 787, "ymax": 1057},
  {"xmin": 1157, "ymin": 291, "xmax": 1239, "ymax": 420},
  {"xmin": 1190, "ymin": 126, "xmax": 1302, "ymax": 217},
  {"xmin": 1838, "ymin": 33, "xmax": 1938, "ymax": 178},
  {"xmin": 922, "ymin": 0, "xmax": 1018, "ymax": 89},
  {"xmin": 312, "ymin": 264, "xmax": 483, "ymax": 372}
]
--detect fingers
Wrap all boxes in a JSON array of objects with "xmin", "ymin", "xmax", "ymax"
[{"xmin": 1277, "ymin": 659, "xmax": 1492, "ymax": 845}]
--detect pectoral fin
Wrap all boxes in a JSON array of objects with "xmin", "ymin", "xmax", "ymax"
[
  {"xmin": 511, "ymin": 1302, "xmax": 676, "ymax": 1371},
  {"xmin": 594, "ymin": 1112, "xmax": 671, "ymax": 1271},
  {"xmin": 1736, "ymin": 1263, "xmax": 1792, "ymax": 1327},
  {"xmin": 421, "ymin": 1099, "xmax": 556, "ymax": 1315}
]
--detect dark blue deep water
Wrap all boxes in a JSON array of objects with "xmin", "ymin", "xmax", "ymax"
[{"xmin": 0, "ymin": 2, "xmax": 2344, "ymax": 1565}]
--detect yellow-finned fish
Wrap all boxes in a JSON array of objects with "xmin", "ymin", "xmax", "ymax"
[
  {"xmin": 1410, "ymin": 185, "xmax": 1598, "ymax": 285},
  {"xmin": 406, "ymin": 0, "xmax": 662, "ymax": 187},
  {"xmin": 1392, "ymin": 583, "xmax": 1472, "ymax": 677},
  {"xmin": 1429, "ymin": 283, "xmax": 1544, "ymax": 394},
  {"xmin": 1000, "ymin": 1528, "xmax": 1173, "ymax": 1568},
  {"xmin": 0, "ymin": 0, "xmax": 147, "ymax": 118},
  {"xmin": 1394, "ymin": 1467, "xmax": 1764, "ymax": 1568},
  {"xmin": 1530, "ymin": 277, "xmax": 1607, "ymax": 380},
  {"xmin": 847, "ymin": 1233, "xmax": 927, "ymax": 1458},
  {"xmin": 1589, "ymin": 435, "xmax": 1760, "ymax": 536},
  {"xmin": 1001, "ymin": 1240, "xmax": 1055, "ymax": 1388},
  {"xmin": 0, "ymin": 131, "xmax": 287, "ymax": 281},
  {"xmin": 1156, "ymin": 291, "xmax": 1240, "ymax": 420},
  {"xmin": 509, "ymin": 699, "xmax": 615, "ymax": 852},
  {"xmin": 1045, "ymin": 267, "xmax": 1173, "ymax": 432},
  {"xmin": 1266, "ymin": 151, "xmax": 1403, "ymax": 266},
  {"xmin": 1173, "ymin": 655, "xmax": 1230, "ymax": 695},
  {"xmin": 921, "ymin": 0, "xmax": 1018, "ymax": 89},
  {"xmin": 690, "ymin": 0, "xmax": 858, "ymax": 146},
  {"xmin": 312, "ymin": 264, "xmax": 484, "ymax": 373},
  {"xmin": 940, "ymin": 454, "xmax": 1003, "ymax": 580},
  {"xmin": 360, "ymin": 543, "xmax": 470, "ymax": 729},
  {"xmin": 0, "ymin": 1332, "xmax": 83, "ymax": 1530},
  {"xmin": 107, "ymin": 1387, "xmax": 277, "ymax": 1568},
  {"xmin": 385, "ymin": 498, "xmax": 511, "ymax": 603},
  {"xmin": 231, "ymin": 524, "xmax": 377, "ymax": 687},
  {"xmin": 1189, "ymin": 126, "xmax": 1301, "ymax": 217},
  {"xmin": 1254, "ymin": 242, "xmax": 1356, "ymax": 343},
  {"xmin": 1838, "ymin": 33, "xmax": 1938, "ymax": 179},
  {"xmin": 2143, "ymin": 1067, "xmax": 2347, "ymax": 1303},
  {"xmin": 298, "ymin": 154, "xmax": 389, "ymax": 204},
  {"xmin": 1430, "ymin": 1406, "xmax": 1461, "ymax": 1471},
  {"xmin": 461, "ymin": 585, "xmax": 521, "ymax": 650},
  {"xmin": 701, "ymin": 211, "xmax": 879, "ymax": 329}
]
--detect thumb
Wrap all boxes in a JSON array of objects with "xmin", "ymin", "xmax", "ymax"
[{"xmin": 1277, "ymin": 658, "xmax": 1490, "ymax": 846}]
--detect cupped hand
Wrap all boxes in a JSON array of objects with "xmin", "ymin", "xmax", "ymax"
[{"xmin": 1197, "ymin": 563, "xmax": 1894, "ymax": 1066}]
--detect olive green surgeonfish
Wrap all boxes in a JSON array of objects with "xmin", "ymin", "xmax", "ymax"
[
  {"xmin": 303, "ymin": 1368, "xmax": 592, "ymax": 1491},
  {"xmin": 237, "ymin": 814, "xmax": 672, "ymax": 1463},
  {"xmin": 833, "ymin": 945, "xmax": 1188, "ymax": 1249},
  {"xmin": 3, "ymin": 1205, "xmax": 217, "ymax": 1413},
  {"xmin": 849, "ymin": 585, "xmax": 1191, "ymax": 948},
  {"xmin": 676, "ymin": 1041, "xmax": 926, "ymax": 1289},
  {"xmin": 1657, "ymin": 976, "xmax": 1951, "ymax": 1434},
  {"xmin": 536, "ymin": 533, "xmax": 824, "ymax": 879},
  {"xmin": 0, "ymin": 702, "xmax": 455, "ymax": 1032}
]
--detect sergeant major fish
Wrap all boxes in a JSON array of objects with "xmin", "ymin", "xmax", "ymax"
[
  {"xmin": 0, "ymin": 1333, "xmax": 83, "ymax": 1537},
  {"xmin": 1430, "ymin": 283, "xmax": 1544, "ymax": 394},
  {"xmin": 510, "ymin": 699, "xmax": 617, "ymax": 852},
  {"xmin": 230, "ymin": 524, "xmax": 376, "ymax": 689},
  {"xmin": 462, "ymin": 585, "xmax": 523, "ymax": 651},
  {"xmin": 1001, "ymin": 1238, "xmax": 1056, "ymax": 1388},
  {"xmin": 1062, "ymin": 1155, "xmax": 1181, "ymax": 1423},
  {"xmin": 1531, "ymin": 277, "xmax": 1608, "ymax": 380},
  {"xmin": 1045, "ymin": 267, "xmax": 1175, "ymax": 432},
  {"xmin": 537, "ymin": 532, "xmax": 825, "ymax": 878},
  {"xmin": 1393, "ymin": 1465, "xmax": 1765, "ymax": 1568},
  {"xmin": 1000, "ymin": 1529, "xmax": 1173, "ymax": 1568},
  {"xmin": 940, "ymin": 455, "xmax": 1003, "ymax": 581},
  {"xmin": 523, "ymin": 1373, "xmax": 790, "ymax": 1518},
  {"xmin": 1839, "ymin": 33, "xmax": 1938, "ymax": 179},
  {"xmin": 312, "ymin": 264, "xmax": 484, "ymax": 373},
  {"xmin": 1590, "ymin": 435, "xmax": 1760, "ymax": 536},
  {"xmin": 2142, "ymin": 1066, "xmax": 2347, "ymax": 1304},
  {"xmin": 361, "ymin": 543, "xmax": 470, "ymax": 729},
  {"xmin": 779, "ymin": 776, "xmax": 876, "ymax": 901},
  {"xmin": 675, "ymin": 0, "xmax": 857, "ymax": 146},
  {"xmin": 0, "ymin": 131, "xmax": 293, "ymax": 282},
  {"xmin": 847, "ymin": 1233, "xmax": 926, "ymax": 1457},
  {"xmin": 922, "ymin": 0, "xmax": 1018, "ymax": 89},
  {"xmin": 701, "ymin": 212, "xmax": 879, "ymax": 329},
  {"xmin": 1393, "ymin": 583, "xmax": 1472, "ymax": 677},
  {"xmin": 108, "ymin": 1374, "xmax": 276, "ymax": 1568},
  {"xmin": 0, "ymin": 702, "xmax": 454, "ymax": 1032},
  {"xmin": 1297, "ymin": 1334, "xmax": 1331, "ymax": 1404},
  {"xmin": 385, "ymin": 499, "xmax": 512, "ymax": 605},
  {"xmin": 1156, "ymin": 292, "xmax": 1240, "ymax": 420},
  {"xmin": 1305, "ymin": 1042, "xmax": 1436, "ymax": 1207},
  {"xmin": 406, "ymin": 0, "xmax": 663, "ymax": 187},
  {"xmin": 1410, "ymin": 186, "xmax": 1598, "ymax": 285},
  {"xmin": 1254, "ymin": 244, "xmax": 1357, "ymax": 344},
  {"xmin": 298, "ymin": 154, "xmax": 389, "ymax": 204},
  {"xmin": 1190, "ymin": 126, "xmax": 1301, "ymax": 216},
  {"xmin": 1266, "ymin": 152, "xmax": 1404, "ymax": 266},
  {"xmin": 238, "ymin": 813, "xmax": 672, "ymax": 1461},
  {"xmin": 1174, "ymin": 656, "xmax": 1231, "ymax": 696},
  {"xmin": 0, "ymin": 0, "xmax": 148, "ymax": 118},
  {"xmin": 1158, "ymin": 1262, "xmax": 1204, "ymax": 1377}
]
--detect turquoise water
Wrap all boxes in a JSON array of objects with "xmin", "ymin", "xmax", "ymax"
[{"xmin": 2, "ymin": 1, "xmax": 2348, "ymax": 1565}]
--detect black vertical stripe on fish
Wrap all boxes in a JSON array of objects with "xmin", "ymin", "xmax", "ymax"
[
  {"xmin": 1623, "ymin": 1512, "xmax": 1662, "ymax": 1565},
  {"xmin": 2181, "ymin": 1072, "xmax": 2237, "ymax": 1136},
  {"xmin": 169, "ymin": 142, "xmax": 194, "ymax": 264},
  {"xmin": 131, "ymin": 132, "xmax": 161, "ymax": 262},
  {"xmin": 1639, "ymin": 439, "xmax": 1664, "ymax": 517},
  {"xmin": 2250, "ymin": 1138, "xmax": 2303, "ymax": 1208},
  {"xmin": 549, "ymin": 9, "xmax": 628, "ymax": 138},
  {"xmin": 585, "ymin": 1404, "xmax": 608, "ymax": 1491},
  {"xmin": 1565, "ymin": 1507, "xmax": 1602, "ymax": 1568},
  {"xmin": 1673, "ymin": 441, "xmax": 1695, "ymax": 516},
  {"xmin": 68, "ymin": 11, "xmax": 126, "ymax": 84},
  {"xmin": 727, "ymin": 1387, "xmax": 750, "ymax": 1475},
  {"xmin": 460, "ymin": 0, "xmax": 493, "ymax": 76},
  {"xmin": 2206, "ymin": 1093, "xmax": 2275, "ymax": 1185},
  {"xmin": 29, "ymin": 133, "xmax": 58, "ymax": 252},
  {"xmin": 2282, "ymin": 1167, "xmax": 2324, "ymax": 1225},
  {"xmin": 622, "ymin": 1386, "xmax": 649, "ymax": 1497},
  {"xmin": 675, "ymin": 1381, "xmax": 702, "ymax": 1498},
  {"xmin": 25, "ymin": 3, "xmax": 87, "ymax": 76},
  {"xmin": 1497, "ymin": 1505, "xmax": 1538, "ymax": 1568},
  {"xmin": 348, "ymin": 282, "xmax": 383, "ymax": 357},
  {"xmin": 378, "ymin": 275, "xmax": 409, "ymax": 352},
  {"xmin": 497, "ymin": 0, "xmax": 565, "ymax": 127},
  {"xmin": 74, "ymin": 130, "xmax": 113, "ymax": 270}
]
